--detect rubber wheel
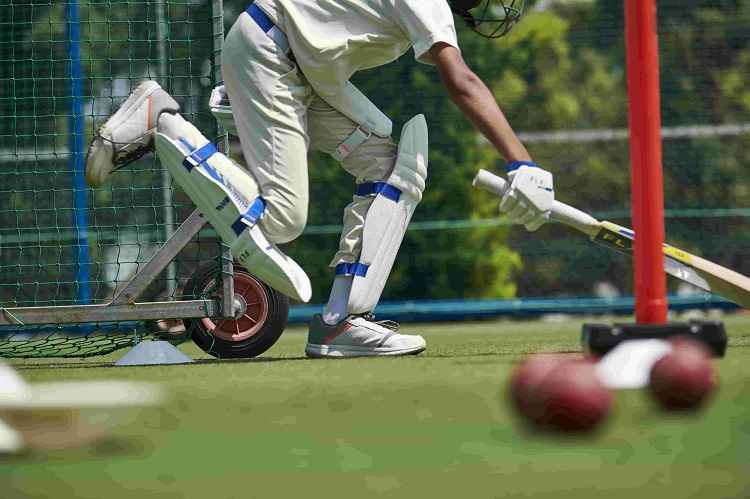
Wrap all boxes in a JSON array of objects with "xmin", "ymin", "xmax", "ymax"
[{"xmin": 182, "ymin": 262, "xmax": 289, "ymax": 359}]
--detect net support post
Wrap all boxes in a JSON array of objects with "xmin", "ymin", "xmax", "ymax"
[
  {"xmin": 65, "ymin": 0, "xmax": 92, "ymax": 305},
  {"xmin": 220, "ymin": 246, "xmax": 236, "ymax": 319},
  {"xmin": 154, "ymin": 0, "xmax": 179, "ymax": 300}
]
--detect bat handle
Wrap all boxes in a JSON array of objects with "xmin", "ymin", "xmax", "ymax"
[{"xmin": 472, "ymin": 169, "xmax": 599, "ymax": 234}]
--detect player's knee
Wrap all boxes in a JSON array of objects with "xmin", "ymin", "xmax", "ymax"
[
  {"xmin": 260, "ymin": 197, "xmax": 308, "ymax": 244},
  {"xmin": 340, "ymin": 134, "xmax": 399, "ymax": 183},
  {"xmin": 278, "ymin": 208, "xmax": 307, "ymax": 243}
]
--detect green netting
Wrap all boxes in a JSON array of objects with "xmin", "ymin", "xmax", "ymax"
[
  {"xmin": 1, "ymin": 1, "xmax": 750, "ymax": 358},
  {"xmin": 0, "ymin": 0, "xmax": 226, "ymax": 357}
]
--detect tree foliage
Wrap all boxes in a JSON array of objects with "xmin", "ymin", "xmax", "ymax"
[{"xmin": 2, "ymin": 0, "xmax": 750, "ymax": 305}]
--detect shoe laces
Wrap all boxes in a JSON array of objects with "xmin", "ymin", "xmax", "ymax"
[
  {"xmin": 113, "ymin": 141, "xmax": 154, "ymax": 166},
  {"xmin": 96, "ymin": 132, "xmax": 154, "ymax": 170},
  {"xmin": 359, "ymin": 312, "xmax": 399, "ymax": 332}
]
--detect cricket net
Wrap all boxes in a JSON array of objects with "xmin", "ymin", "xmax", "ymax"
[{"xmin": 0, "ymin": 0, "xmax": 227, "ymax": 357}]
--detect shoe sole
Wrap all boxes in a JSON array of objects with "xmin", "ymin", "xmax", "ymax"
[
  {"xmin": 304, "ymin": 343, "xmax": 426, "ymax": 358},
  {"xmin": 85, "ymin": 80, "xmax": 162, "ymax": 186}
]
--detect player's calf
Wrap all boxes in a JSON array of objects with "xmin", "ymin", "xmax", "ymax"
[
  {"xmin": 340, "ymin": 114, "xmax": 429, "ymax": 314},
  {"xmin": 310, "ymin": 115, "xmax": 430, "ymax": 358},
  {"xmin": 85, "ymin": 80, "xmax": 180, "ymax": 187}
]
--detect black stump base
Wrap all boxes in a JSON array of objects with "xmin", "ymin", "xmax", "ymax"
[{"xmin": 581, "ymin": 320, "xmax": 727, "ymax": 358}]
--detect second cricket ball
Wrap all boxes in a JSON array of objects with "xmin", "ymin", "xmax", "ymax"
[{"xmin": 649, "ymin": 336, "xmax": 717, "ymax": 411}]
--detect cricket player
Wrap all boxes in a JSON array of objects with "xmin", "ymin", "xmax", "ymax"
[{"xmin": 84, "ymin": 0, "xmax": 554, "ymax": 358}]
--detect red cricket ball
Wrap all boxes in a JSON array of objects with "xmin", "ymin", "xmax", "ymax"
[
  {"xmin": 649, "ymin": 336, "xmax": 718, "ymax": 411},
  {"xmin": 510, "ymin": 355, "xmax": 614, "ymax": 434},
  {"xmin": 509, "ymin": 354, "xmax": 566, "ymax": 422}
]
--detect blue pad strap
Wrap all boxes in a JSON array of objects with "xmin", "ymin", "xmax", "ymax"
[
  {"xmin": 246, "ymin": 4, "xmax": 274, "ymax": 33},
  {"xmin": 246, "ymin": 3, "xmax": 290, "ymax": 53},
  {"xmin": 356, "ymin": 182, "xmax": 401, "ymax": 202},
  {"xmin": 182, "ymin": 142, "xmax": 219, "ymax": 171},
  {"xmin": 232, "ymin": 197, "xmax": 266, "ymax": 235},
  {"xmin": 181, "ymin": 142, "xmax": 231, "ymax": 191},
  {"xmin": 335, "ymin": 262, "xmax": 369, "ymax": 277}
]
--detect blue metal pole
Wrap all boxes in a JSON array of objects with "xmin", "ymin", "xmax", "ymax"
[{"xmin": 65, "ymin": 0, "xmax": 92, "ymax": 304}]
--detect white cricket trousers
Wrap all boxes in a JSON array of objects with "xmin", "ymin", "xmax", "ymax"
[{"xmin": 221, "ymin": 7, "xmax": 398, "ymax": 268}]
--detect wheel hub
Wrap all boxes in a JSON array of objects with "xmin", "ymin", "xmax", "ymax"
[
  {"xmin": 200, "ymin": 272, "xmax": 270, "ymax": 342},
  {"xmin": 232, "ymin": 295, "xmax": 247, "ymax": 320}
]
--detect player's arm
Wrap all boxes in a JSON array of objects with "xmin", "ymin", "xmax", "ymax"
[
  {"xmin": 430, "ymin": 41, "xmax": 554, "ymax": 232},
  {"xmin": 430, "ymin": 42, "xmax": 530, "ymax": 163}
]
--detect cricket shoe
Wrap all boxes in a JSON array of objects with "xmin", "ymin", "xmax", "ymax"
[
  {"xmin": 85, "ymin": 80, "xmax": 180, "ymax": 187},
  {"xmin": 305, "ymin": 313, "xmax": 426, "ymax": 358},
  {"xmin": 153, "ymin": 114, "xmax": 312, "ymax": 303}
]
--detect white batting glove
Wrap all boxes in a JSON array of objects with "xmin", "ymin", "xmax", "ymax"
[
  {"xmin": 499, "ymin": 162, "xmax": 554, "ymax": 232},
  {"xmin": 209, "ymin": 85, "xmax": 239, "ymax": 136}
]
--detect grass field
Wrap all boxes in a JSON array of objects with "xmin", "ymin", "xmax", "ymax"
[{"xmin": 2, "ymin": 314, "xmax": 750, "ymax": 499}]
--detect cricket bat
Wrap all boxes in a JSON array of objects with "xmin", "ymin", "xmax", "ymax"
[{"xmin": 473, "ymin": 169, "xmax": 750, "ymax": 310}]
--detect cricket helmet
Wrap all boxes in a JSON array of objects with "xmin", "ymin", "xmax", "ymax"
[{"xmin": 449, "ymin": 0, "xmax": 525, "ymax": 39}]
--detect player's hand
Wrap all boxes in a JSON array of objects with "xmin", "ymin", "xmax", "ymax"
[
  {"xmin": 499, "ymin": 163, "xmax": 554, "ymax": 232},
  {"xmin": 209, "ymin": 85, "xmax": 239, "ymax": 136}
]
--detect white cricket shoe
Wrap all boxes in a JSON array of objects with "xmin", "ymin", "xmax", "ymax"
[
  {"xmin": 85, "ymin": 80, "xmax": 180, "ymax": 187},
  {"xmin": 305, "ymin": 313, "xmax": 426, "ymax": 358}
]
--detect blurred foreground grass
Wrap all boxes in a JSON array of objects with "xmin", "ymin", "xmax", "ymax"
[{"xmin": 2, "ymin": 314, "xmax": 749, "ymax": 499}]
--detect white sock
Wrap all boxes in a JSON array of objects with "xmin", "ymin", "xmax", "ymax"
[{"xmin": 322, "ymin": 275, "xmax": 353, "ymax": 325}]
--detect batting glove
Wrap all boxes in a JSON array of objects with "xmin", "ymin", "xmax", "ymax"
[{"xmin": 499, "ymin": 162, "xmax": 554, "ymax": 232}]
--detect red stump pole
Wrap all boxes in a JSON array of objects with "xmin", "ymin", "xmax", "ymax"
[
  {"xmin": 625, "ymin": 0, "xmax": 667, "ymax": 324},
  {"xmin": 582, "ymin": 2, "xmax": 727, "ymax": 353}
]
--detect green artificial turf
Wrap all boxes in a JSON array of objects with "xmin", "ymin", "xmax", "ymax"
[{"xmin": 2, "ymin": 314, "xmax": 749, "ymax": 498}]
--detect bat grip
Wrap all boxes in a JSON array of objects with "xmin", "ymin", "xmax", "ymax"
[{"xmin": 472, "ymin": 169, "xmax": 599, "ymax": 234}]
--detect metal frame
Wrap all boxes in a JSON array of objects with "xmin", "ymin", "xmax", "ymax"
[{"xmin": 0, "ymin": 210, "xmax": 236, "ymax": 326}]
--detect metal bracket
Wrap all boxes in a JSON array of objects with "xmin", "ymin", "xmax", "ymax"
[
  {"xmin": 112, "ymin": 209, "xmax": 206, "ymax": 305},
  {"xmin": 0, "ymin": 209, "xmax": 232, "ymax": 326}
]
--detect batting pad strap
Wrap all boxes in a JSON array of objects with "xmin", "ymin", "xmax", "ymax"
[
  {"xmin": 335, "ymin": 262, "xmax": 369, "ymax": 277},
  {"xmin": 246, "ymin": 3, "xmax": 291, "ymax": 54},
  {"xmin": 331, "ymin": 119, "xmax": 378, "ymax": 162},
  {"xmin": 356, "ymin": 182, "xmax": 402, "ymax": 202},
  {"xmin": 231, "ymin": 197, "xmax": 266, "ymax": 235},
  {"xmin": 182, "ymin": 142, "xmax": 219, "ymax": 171}
]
